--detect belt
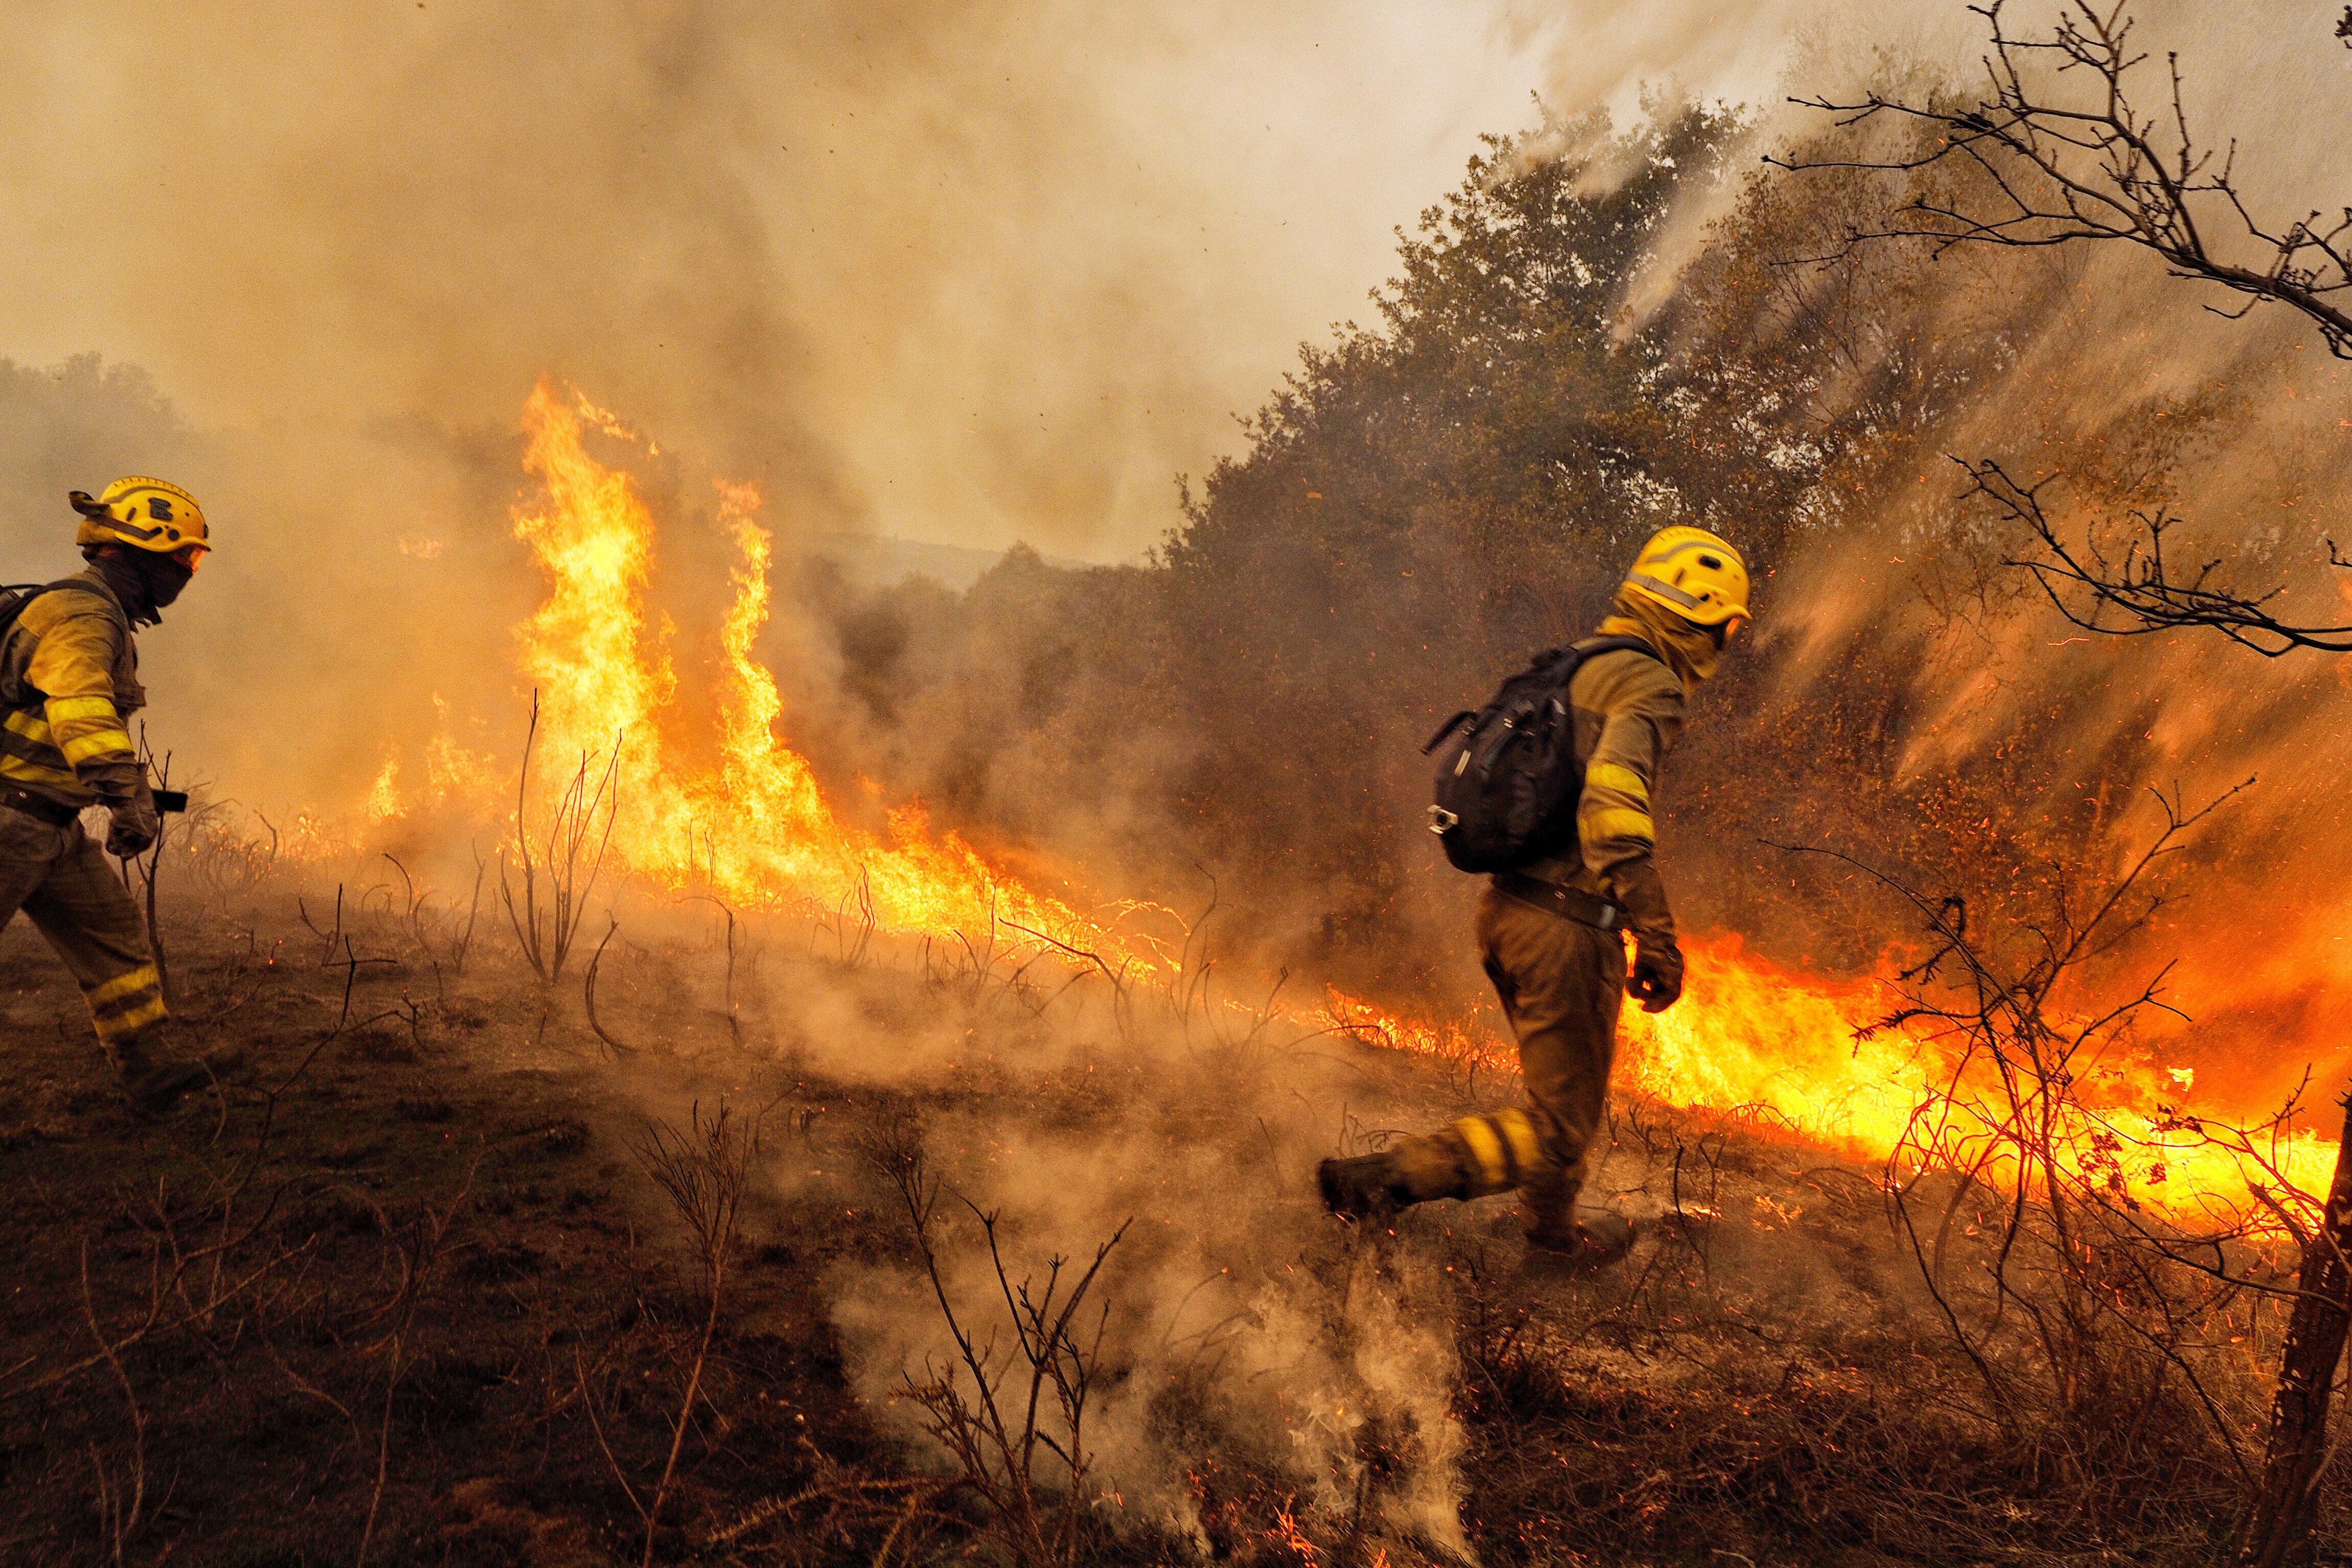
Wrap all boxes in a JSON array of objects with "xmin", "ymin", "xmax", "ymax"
[
  {"xmin": 1493, "ymin": 869, "xmax": 1625, "ymax": 931},
  {"xmin": 0, "ymin": 782, "xmax": 80, "ymax": 828}
]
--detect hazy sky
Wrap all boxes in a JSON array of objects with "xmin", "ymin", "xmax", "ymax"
[
  {"xmin": 2, "ymin": 2, "xmax": 2338, "ymax": 561},
  {"xmin": 0, "ymin": 0, "xmax": 1831, "ymax": 562}
]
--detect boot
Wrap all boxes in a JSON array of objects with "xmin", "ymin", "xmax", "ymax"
[
  {"xmin": 113, "ymin": 1037, "xmax": 241, "ymax": 1118},
  {"xmin": 1317, "ymin": 1154, "xmax": 1405, "ymax": 1226},
  {"xmin": 1524, "ymin": 1209, "xmax": 1635, "ymax": 1271},
  {"xmin": 119, "ymin": 1054, "xmax": 212, "ymax": 1117}
]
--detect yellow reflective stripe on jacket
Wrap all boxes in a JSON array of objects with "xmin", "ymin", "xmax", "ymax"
[
  {"xmin": 0, "ymin": 706, "xmax": 117, "ymax": 797},
  {"xmin": 87, "ymin": 964, "xmax": 161, "ymax": 1009},
  {"xmin": 1564, "ymin": 645, "xmax": 1684, "ymax": 881},
  {"xmin": 0, "ymin": 754, "xmax": 80, "ymax": 791},
  {"xmin": 1580, "ymin": 806, "xmax": 1655, "ymax": 846},
  {"xmin": 0, "ymin": 581, "xmax": 137, "ymax": 810},
  {"xmin": 1585, "ymin": 761, "xmax": 1649, "ymax": 806},
  {"xmin": 60, "ymin": 729, "xmax": 133, "ymax": 765},
  {"xmin": 44, "ymin": 695, "xmax": 118, "ymax": 724}
]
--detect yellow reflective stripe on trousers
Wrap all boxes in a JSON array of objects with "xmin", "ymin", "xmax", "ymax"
[
  {"xmin": 1580, "ymin": 805, "xmax": 1655, "ymax": 845},
  {"xmin": 87, "ymin": 964, "xmax": 161, "ymax": 1009},
  {"xmin": 60, "ymin": 728, "xmax": 133, "ymax": 765},
  {"xmin": 3, "ymin": 708, "xmax": 51, "ymax": 743},
  {"xmin": 1492, "ymin": 1108, "xmax": 1545, "ymax": 1178},
  {"xmin": 1453, "ymin": 1114, "xmax": 1512, "ymax": 1190},
  {"xmin": 44, "ymin": 695, "xmax": 119, "ymax": 724},
  {"xmin": 1585, "ymin": 761, "xmax": 1649, "ymax": 805},
  {"xmin": 92, "ymin": 994, "xmax": 168, "ymax": 1042}
]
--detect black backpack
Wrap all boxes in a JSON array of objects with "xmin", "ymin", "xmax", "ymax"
[
  {"xmin": 0, "ymin": 582, "xmax": 80, "ymax": 703},
  {"xmin": 1421, "ymin": 635, "xmax": 1660, "ymax": 873},
  {"xmin": 0, "ymin": 583, "xmax": 55, "ymax": 654}
]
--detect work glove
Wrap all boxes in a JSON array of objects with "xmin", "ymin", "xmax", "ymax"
[
  {"xmin": 105, "ymin": 789, "xmax": 160, "ymax": 859},
  {"xmin": 1629, "ymin": 939, "xmax": 1683, "ymax": 1013},
  {"xmin": 86, "ymin": 761, "xmax": 159, "ymax": 858},
  {"xmin": 1611, "ymin": 855, "xmax": 1684, "ymax": 1014}
]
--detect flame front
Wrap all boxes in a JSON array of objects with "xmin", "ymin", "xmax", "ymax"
[
  {"xmin": 1320, "ymin": 934, "xmax": 2338, "ymax": 1213},
  {"xmin": 458, "ymin": 382, "xmax": 2332, "ymax": 1218},
  {"xmin": 505, "ymin": 382, "xmax": 1157, "ymax": 966}
]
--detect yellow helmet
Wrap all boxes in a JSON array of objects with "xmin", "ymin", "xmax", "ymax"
[
  {"xmin": 70, "ymin": 476, "xmax": 210, "ymax": 563},
  {"xmin": 1622, "ymin": 525, "xmax": 1748, "ymax": 627}
]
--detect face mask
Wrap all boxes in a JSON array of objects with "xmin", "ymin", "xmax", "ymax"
[
  {"xmin": 1603, "ymin": 590, "xmax": 1724, "ymax": 690},
  {"xmin": 144, "ymin": 557, "xmax": 193, "ymax": 609}
]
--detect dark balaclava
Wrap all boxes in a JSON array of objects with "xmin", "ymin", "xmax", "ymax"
[{"xmin": 1597, "ymin": 585, "xmax": 1723, "ymax": 692}]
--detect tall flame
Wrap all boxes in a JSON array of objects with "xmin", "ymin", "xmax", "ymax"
[
  {"xmin": 463, "ymin": 382, "xmax": 2337, "ymax": 1218},
  {"xmin": 506, "ymin": 381, "xmax": 1160, "ymax": 966}
]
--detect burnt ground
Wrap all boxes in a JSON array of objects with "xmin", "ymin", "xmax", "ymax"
[{"xmin": 0, "ymin": 880, "xmax": 2332, "ymax": 1567}]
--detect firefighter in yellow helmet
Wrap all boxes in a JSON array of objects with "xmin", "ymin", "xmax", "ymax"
[
  {"xmin": 1318, "ymin": 526, "xmax": 1752, "ymax": 1262},
  {"xmin": 0, "ymin": 478, "xmax": 214, "ymax": 1113}
]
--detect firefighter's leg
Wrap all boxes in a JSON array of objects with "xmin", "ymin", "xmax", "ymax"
[
  {"xmin": 16, "ymin": 823, "xmax": 171, "ymax": 1080},
  {"xmin": 1320, "ymin": 1110, "xmax": 1511, "ymax": 1223},
  {"xmin": 1474, "ymin": 883, "xmax": 1623, "ymax": 1242},
  {"xmin": 1377, "ymin": 1107, "xmax": 1548, "ymax": 1202},
  {"xmin": 1325, "ymin": 888, "xmax": 1621, "ymax": 1223},
  {"xmin": 0, "ymin": 806, "xmax": 68, "ymax": 928}
]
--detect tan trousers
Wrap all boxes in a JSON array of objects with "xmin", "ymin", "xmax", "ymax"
[
  {"xmin": 0, "ymin": 806, "xmax": 165, "ymax": 1066},
  {"xmin": 1388, "ymin": 884, "xmax": 1623, "ymax": 1229}
]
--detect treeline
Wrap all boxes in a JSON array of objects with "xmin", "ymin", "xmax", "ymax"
[{"xmin": 778, "ymin": 95, "xmax": 2255, "ymax": 1008}]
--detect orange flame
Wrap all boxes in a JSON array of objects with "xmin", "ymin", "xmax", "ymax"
[
  {"xmin": 1319, "ymin": 933, "xmax": 2337, "ymax": 1213},
  {"xmin": 395, "ymin": 382, "xmax": 2330, "ymax": 1219},
  {"xmin": 502, "ymin": 381, "xmax": 1163, "ymax": 966}
]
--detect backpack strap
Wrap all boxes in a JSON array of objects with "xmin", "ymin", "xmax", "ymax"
[
  {"xmin": 1568, "ymin": 633, "xmax": 1664, "ymax": 663},
  {"xmin": 1421, "ymin": 708, "xmax": 1477, "ymax": 755}
]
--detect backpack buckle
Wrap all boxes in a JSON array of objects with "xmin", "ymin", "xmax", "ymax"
[{"xmin": 1426, "ymin": 805, "xmax": 1459, "ymax": 837}]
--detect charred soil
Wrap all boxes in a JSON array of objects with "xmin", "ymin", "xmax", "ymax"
[{"xmin": 0, "ymin": 884, "xmax": 2325, "ymax": 1566}]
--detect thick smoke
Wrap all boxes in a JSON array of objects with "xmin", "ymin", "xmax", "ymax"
[
  {"xmin": 7, "ymin": 2, "xmax": 2346, "ymax": 1070},
  {"xmin": 11, "ymin": 0, "xmax": 2352, "ymax": 1537},
  {"xmin": 0, "ymin": 0, "xmax": 1578, "ymax": 818},
  {"xmin": 0, "ymin": 1, "xmax": 1559, "ymax": 555}
]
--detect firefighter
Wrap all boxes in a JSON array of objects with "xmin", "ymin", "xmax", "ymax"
[
  {"xmin": 0, "ymin": 477, "xmax": 214, "ymax": 1113},
  {"xmin": 1318, "ymin": 526, "xmax": 1751, "ymax": 1263}
]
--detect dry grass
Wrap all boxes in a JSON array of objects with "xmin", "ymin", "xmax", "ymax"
[{"xmin": 2, "ymin": 866, "xmax": 2345, "ymax": 1567}]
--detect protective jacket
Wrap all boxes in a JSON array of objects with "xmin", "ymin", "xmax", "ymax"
[
  {"xmin": 0, "ymin": 571, "xmax": 144, "ymax": 811},
  {"xmin": 1324, "ymin": 538, "xmax": 1738, "ymax": 1251},
  {"xmin": 1520, "ymin": 607, "xmax": 1687, "ymax": 947}
]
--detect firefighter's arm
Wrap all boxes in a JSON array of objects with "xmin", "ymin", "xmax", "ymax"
[
  {"xmin": 1578, "ymin": 667, "xmax": 1686, "ymax": 1010},
  {"xmin": 23, "ymin": 605, "xmax": 154, "ymax": 851}
]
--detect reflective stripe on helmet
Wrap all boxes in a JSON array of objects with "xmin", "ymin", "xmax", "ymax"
[{"xmin": 1626, "ymin": 570, "xmax": 1702, "ymax": 610}]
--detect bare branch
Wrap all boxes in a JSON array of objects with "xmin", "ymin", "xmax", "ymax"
[
  {"xmin": 1961, "ymin": 457, "xmax": 2352, "ymax": 654},
  {"xmin": 1774, "ymin": 2, "xmax": 2352, "ymax": 357}
]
